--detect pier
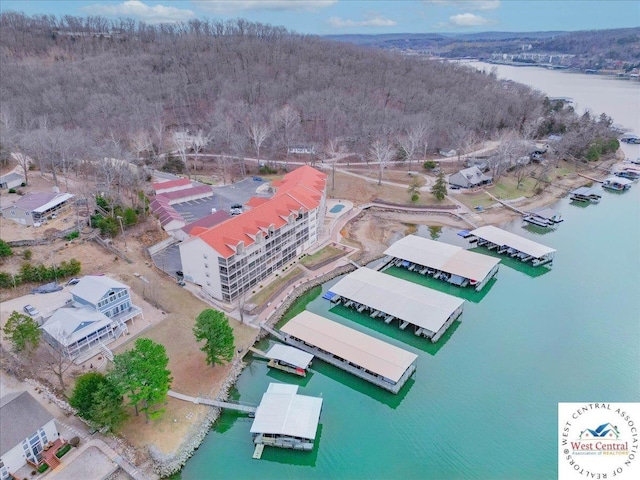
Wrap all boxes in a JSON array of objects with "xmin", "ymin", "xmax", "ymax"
[
  {"xmin": 274, "ymin": 311, "xmax": 417, "ymax": 394},
  {"xmin": 168, "ymin": 390, "xmax": 257, "ymax": 414},
  {"xmin": 327, "ymin": 267, "xmax": 464, "ymax": 342},
  {"xmin": 383, "ymin": 234, "xmax": 500, "ymax": 291}
]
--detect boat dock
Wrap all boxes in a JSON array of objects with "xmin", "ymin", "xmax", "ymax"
[
  {"xmin": 523, "ymin": 207, "xmax": 563, "ymax": 228},
  {"xmin": 383, "ymin": 234, "xmax": 500, "ymax": 291},
  {"xmin": 249, "ymin": 344, "xmax": 314, "ymax": 377},
  {"xmin": 250, "ymin": 383, "xmax": 323, "ymax": 454},
  {"xmin": 327, "ymin": 267, "xmax": 464, "ymax": 343},
  {"xmin": 469, "ymin": 225, "xmax": 556, "ymax": 266},
  {"xmin": 602, "ymin": 176, "xmax": 633, "ymax": 191},
  {"xmin": 275, "ymin": 311, "xmax": 418, "ymax": 394},
  {"xmin": 570, "ymin": 186, "xmax": 602, "ymax": 203}
]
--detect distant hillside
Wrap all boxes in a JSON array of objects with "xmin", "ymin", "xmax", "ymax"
[{"xmin": 326, "ymin": 28, "xmax": 640, "ymax": 70}]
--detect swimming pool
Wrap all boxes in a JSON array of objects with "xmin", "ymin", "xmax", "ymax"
[{"xmin": 329, "ymin": 204, "xmax": 345, "ymax": 214}]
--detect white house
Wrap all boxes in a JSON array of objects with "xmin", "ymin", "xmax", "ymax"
[
  {"xmin": 0, "ymin": 172, "xmax": 24, "ymax": 190},
  {"xmin": 41, "ymin": 276, "xmax": 142, "ymax": 361},
  {"xmin": 0, "ymin": 391, "xmax": 62, "ymax": 478},
  {"xmin": 179, "ymin": 166, "xmax": 327, "ymax": 303}
]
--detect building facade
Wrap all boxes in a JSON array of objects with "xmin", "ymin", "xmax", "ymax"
[
  {"xmin": 0, "ymin": 392, "xmax": 61, "ymax": 479},
  {"xmin": 179, "ymin": 166, "xmax": 326, "ymax": 303}
]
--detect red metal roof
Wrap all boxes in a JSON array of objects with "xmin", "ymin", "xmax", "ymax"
[
  {"xmin": 157, "ymin": 185, "xmax": 213, "ymax": 202},
  {"xmin": 181, "ymin": 211, "xmax": 230, "ymax": 235},
  {"xmin": 193, "ymin": 166, "xmax": 326, "ymax": 258},
  {"xmin": 152, "ymin": 178, "xmax": 191, "ymax": 192}
]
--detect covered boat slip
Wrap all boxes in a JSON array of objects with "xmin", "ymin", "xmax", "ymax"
[
  {"xmin": 383, "ymin": 235, "xmax": 500, "ymax": 291},
  {"xmin": 569, "ymin": 186, "xmax": 602, "ymax": 203},
  {"xmin": 280, "ymin": 311, "xmax": 417, "ymax": 394},
  {"xmin": 328, "ymin": 267, "xmax": 464, "ymax": 343},
  {"xmin": 469, "ymin": 225, "xmax": 556, "ymax": 266},
  {"xmin": 265, "ymin": 344, "xmax": 313, "ymax": 376},
  {"xmin": 250, "ymin": 383, "xmax": 323, "ymax": 451}
]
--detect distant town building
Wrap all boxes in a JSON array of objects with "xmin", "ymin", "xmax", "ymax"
[
  {"xmin": 287, "ymin": 145, "xmax": 315, "ymax": 155},
  {"xmin": 1, "ymin": 192, "xmax": 74, "ymax": 226},
  {"xmin": 179, "ymin": 166, "xmax": 327, "ymax": 303}
]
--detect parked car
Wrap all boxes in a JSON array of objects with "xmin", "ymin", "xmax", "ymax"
[
  {"xmin": 23, "ymin": 304, "xmax": 40, "ymax": 317},
  {"xmin": 252, "ymin": 176, "xmax": 263, "ymax": 182},
  {"xmin": 66, "ymin": 277, "xmax": 81, "ymax": 286}
]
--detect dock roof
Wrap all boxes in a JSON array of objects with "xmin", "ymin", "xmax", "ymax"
[
  {"xmin": 250, "ymin": 383, "xmax": 323, "ymax": 440},
  {"xmin": 281, "ymin": 310, "xmax": 418, "ymax": 383},
  {"xmin": 384, "ymin": 235, "xmax": 499, "ymax": 282},
  {"xmin": 265, "ymin": 344, "xmax": 314, "ymax": 369},
  {"xmin": 329, "ymin": 268, "xmax": 464, "ymax": 335},
  {"xmin": 470, "ymin": 225, "xmax": 556, "ymax": 258}
]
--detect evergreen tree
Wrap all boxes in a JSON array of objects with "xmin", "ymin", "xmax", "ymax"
[
  {"xmin": 2, "ymin": 311, "xmax": 40, "ymax": 353},
  {"xmin": 193, "ymin": 309, "xmax": 235, "ymax": 367},
  {"xmin": 69, "ymin": 372, "xmax": 126, "ymax": 431},
  {"xmin": 431, "ymin": 170, "xmax": 448, "ymax": 201}
]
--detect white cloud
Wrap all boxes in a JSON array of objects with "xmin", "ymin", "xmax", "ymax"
[
  {"xmin": 425, "ymin": 1, "xmax": 500, "ymax": 11},
  {"xmin": 81, "ymin": 1, "xmax": 194, "ymax": 23},
  {"xmin": 196, "ymin": 0, "xmax": 338, "ymax": 13},
  {"xmin": 450, "ymin": 13, "xmax": 492, "ymax": 26},
  {"xmin": 329, "ymin": 15, "xmax": 397, "ymax": 28}
]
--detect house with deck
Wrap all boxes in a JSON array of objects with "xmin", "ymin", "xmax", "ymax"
[
  {"xmin": 1, "ymin": 192, "xmax": 74, "ymax": 226},
  {"xmin": 41, "ymin": 276, "xmax": 142, "ymax": 361},
  {"xmin": 0, "ymin": 391, "xmax": 64, "ymax": 478},
  {"xmin": 449, "ymin": 166, "xmax": 492, "ymax": 189}
]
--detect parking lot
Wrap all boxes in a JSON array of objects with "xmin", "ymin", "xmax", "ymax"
[{"xmin": 152, "ymin": 178, "xmax": 271, "ymax": 278}]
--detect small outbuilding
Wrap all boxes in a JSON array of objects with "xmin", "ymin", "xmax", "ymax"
[{"xmin": 0, "ymin": 172, "xmax": 24, "ymax": 190}]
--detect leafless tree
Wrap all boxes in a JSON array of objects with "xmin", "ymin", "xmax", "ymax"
[
  {"xmin": 273, "ymin": 105, "xmax": 300, "ymax": 157},
  {"xmin": 247, "ymin": 121, "xmax": 270, "ymax": 164},
  {"xmin": 369, "ymin": 139, "xmax": 394, "ymax": 186}
]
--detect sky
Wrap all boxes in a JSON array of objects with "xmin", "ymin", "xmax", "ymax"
[{"xmin": 1, "ymin": 0, "xmax": 638, "ymax": 35}]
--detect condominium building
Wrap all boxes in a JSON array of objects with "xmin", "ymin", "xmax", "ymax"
[{"xmin": 179, "ymin": 166, "xmax": 327, "ymax": 303}]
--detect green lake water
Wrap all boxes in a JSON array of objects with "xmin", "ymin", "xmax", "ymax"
[{"xmin": 177, "ymin": 185, "xmax": 639, "ymax": 480}]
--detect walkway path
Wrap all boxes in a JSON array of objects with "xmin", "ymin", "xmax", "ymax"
[{"xmin": 168, "ymin": 390, "xmax": 257, "ymax": 414}]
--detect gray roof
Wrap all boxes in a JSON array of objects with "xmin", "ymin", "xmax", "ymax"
[
  {"xmin": 329, "ymin": 268, "xmax": 464, "ymax": 334},
  {"xmin": 5, "ymin": 192, "xmax": 58, "ymax": 211},
  {"xmin": 250, "ymin": 383, "xmax": 323, "ymax": 440},
  {"xmin": 0, "ymin": 172, "xmax": 24, "ymax": 183},
  {"xmin": 265, "ymin": 344, "xmax": 314, "ymax": 369},
  {"xmin": 70, "ymin": 275, "xmax": 129, "ymax": 304},
  {"xmin": 0, "ymin": 391, "xmax": 55, "ymax": 456},
  {"xmin": 470, "ymin": 225, "xmax": 556, "ymax": 258},
  {"xmin": 41, "ymin": 306, "xmax": 112, "ymax": 347},
  {"xmin": 449, "ymin": 166, "xmax": 492, "ymax": 188}
]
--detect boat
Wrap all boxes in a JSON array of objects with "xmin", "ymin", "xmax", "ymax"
[
  {"xmin": 602, "ymin": 176, "xmax": 632, "ymax": 191},
  {"xmin": 614, "ymin": 170, "xmax": 640, "ymax": 181}
]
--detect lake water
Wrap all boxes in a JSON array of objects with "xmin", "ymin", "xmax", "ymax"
[{"xmin": 177, "ymin": 68, "xmax": 640, "ymax": 480}]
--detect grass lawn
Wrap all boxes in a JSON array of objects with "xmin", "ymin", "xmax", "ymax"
[
  {"xmin": 454, "ymin": 175, "xmax": 537, "ymax": 210},
  {"xmin": 248, "ymin": 267, "xmax": 303, "ymax": 306},
  {"xmin": 300, "ymin": 245, "xmax": 345, "ymax": 269}
]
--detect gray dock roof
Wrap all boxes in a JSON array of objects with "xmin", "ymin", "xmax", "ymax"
[
  {"xmin": 265, "ymin": 344, "xmax": 314, "ymax": 369},
  {"xmin": 470, "ymin": 225, "xmax": 556, "ymax": 259},
  {"xmin": 384, "ymin": 235, "xmax": 500, "ymax": 282},
  {"xmin": 281, "ymin": 310, "xmax": 418, "ymax": 383},
  {"xmin": 250, "ymin": 383, "xmax": 322, "ymax": 440},
  {"xmin": 329, "ymin": 268, "xmax": 464, "ymax": 335}
]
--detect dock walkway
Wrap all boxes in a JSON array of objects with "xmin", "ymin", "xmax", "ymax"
[{"xmin": 168, "ymin": 390, "xmax": 257, "ymax": 414}]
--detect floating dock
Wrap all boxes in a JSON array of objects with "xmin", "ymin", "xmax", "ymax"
[
  {"xmin": 469, "ymin": 225, "xmax": 556, "ymax": 266},
  {"xmin": 250, "ymin": 383, "xmax": 323, "ymax": 453},
  {"xmin": 254, "ymin": 344, "xmax": 313, "ymax": 377},
  {"xmin": 278, "ymin": 311, "xmax": 417, "ymax": 394},
  {"xmin": 383, "ymin": 235, "xmax": 500, "ymax": 291},
  {"xmin": 570, "ymin": 186, "xmax": 602, "ymax": 203},
  {"xmin": 523, "ymin": 207, "xmax": 563, "ymax": 228},
  {"xmin": 327, "ymin": 267, "xmax": 464, "ymax": 343},
  {"xmin": 602, "ymin": 176, "xmax": 632, "ymax": 191}
]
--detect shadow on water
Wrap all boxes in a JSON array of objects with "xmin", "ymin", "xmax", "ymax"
[
  {"xmin": 469, "ymin": 247, "xmax": 551, "ymax": 278},
  {"xmin": 265, "ymin": 365, "xmax": 314, "ymax": 387},
  {"xmin": 569, "ymin": 200, "xmax": 593, "ymax": 209},
  {"xmin": 328, "ymin": 303, "xmax": 461, "ymax": 356},
  {"xmin": 521, "ymin": 223, "xmax": 556, "ymax": 236},
  {"xmin": 260, "ymin": 424, "xmax": 323, "ymax": 467},
  {"xmin": 382, "ymin": 265, "xmax": 497, "ymax": 303},
  {"xmin": 309, "ymin": 360, "xmax": 414, "ymax": 409}
]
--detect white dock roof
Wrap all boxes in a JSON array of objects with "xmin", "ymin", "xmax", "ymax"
[
  {"xmin": 281, "ymin": 311, "xmax": 417, "ymax": 383},
  {"xmin": 329, "ymin": 268, "xmax": 464, "ymax": 335},
  {"xmin": 250, "ymin": 382, "xmax": 323, "ymax": 440},
  {"xmin": 265, "ymin": 344, "xmax": 314, "ymax": 369},
  {"xmin": 384, "ymin": 235, "xmax": 500, "ymax": 282},
  {"xmin": 471, "ymin": 225, "xmax": 556, "ymax": 259}
]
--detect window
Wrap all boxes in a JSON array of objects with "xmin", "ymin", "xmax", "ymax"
[{"xmin": 203, "ymin": 253, "xmax": 208, "ymax": 259}]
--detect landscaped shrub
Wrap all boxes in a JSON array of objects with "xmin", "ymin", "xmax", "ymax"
[
  {"xmin": 69, "ymin": 436, "xmax": 80, "ymax": 447},
  {"xmin": 8, "ymin": 188, "xmax": 16, "ymax": 193},
  {"xmin": 0, "ymin": 239, "xmax": 12, "ymax": 258},
  {"xmin": 37, "ymin": 463, "xmax": 49, "ymax": 473},
  {"xmin": 64, "ymin": 231, "xmax": 79, "ymax": 241},
  {"xmin": 55, "ymin": 444, "xmax": 71, "ymax": 458},
  {"xmin": 23, "ymin": 249, "xmax": 32, "ymax": 260}
]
